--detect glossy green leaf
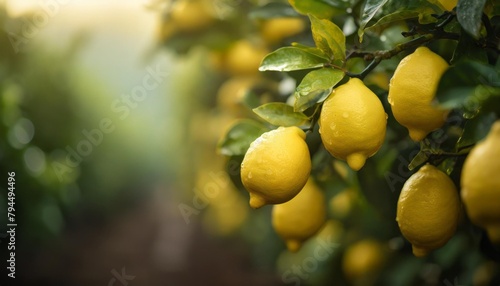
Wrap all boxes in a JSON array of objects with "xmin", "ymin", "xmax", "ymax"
[
  {"xmin": 358, "ymin": 0, "xmax": 389, "ymax": 42},
  {"xmin": 291, "ymin": 43, "xmax": 330, "ymax": 60},
  {"xmin": 457, "ymin": 112, "xmax": 496, "ymax": 149},
  {"xmin": 253, "ymin": 102, "xmax": 309, "ymax": 127},
  {"xmin": 309, "ymin": 15, "xmax": 346, "ymax": 64},
  {"xmin": 259, "ymin": 47, "xmax": 328, "ymax": 72},
  {"xmin": 437, "ymin": 61, "xmax": 500, "ymax": 109},
  {"xmin": 217, "ymin": 119, "xmax": 268, "ymax": 156},
  {"xmin": 294, "ymin": 68, "xmax": 345, "ymax": 112},
  {"xmin": 288, "ymin": 0, "xmax": 338, "ymax": 19},
  {"xmin": 456, "ymin": 0, "xmax": 488, "ymax": 38}
]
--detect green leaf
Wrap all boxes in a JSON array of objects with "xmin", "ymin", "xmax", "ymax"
[
  {"xmin": 358, "ymin": 0, "xmax": 389, "ymax": 42},
  {"xmin": 249, "ymin": 2, "xmax": 300, "ymax": 19},
  {"xmin": 217, "ymin": 119, "xmax": 269, "ymax": 156},
  {"xmin": 436, "ymin": 61, "xmax": 500, "ymax": 109},
  {"xmin": 408, "ymin": 150, "xmax": 429, "ymax": 171},
  {"xmin": 457, "ymin": 111, "xmax": 496, "ymax": 149},
  {"xmin": 456, "ymin": 0, "xmax": 488, "ymax": 38},
  {"xmin": 288, "ymin": 0, "xmax": 338, "ymax": 19},
  {"xmin": 253, "ymin": 103, "xmax": 309, "ymax": 127},
  {"xmin": 294, "ymin": 68, "xmax": 345, "ymax": 112},
  {"xmin": 365, "ymin": 10, "xmax": 420, "ymax": 34},
  {"xmin": 259, "ymin": 47, "xmax": 328, "ymax": 72},
  {"xmin": 291, "ymin": 43, "xmax": 330, "ymax": 60},
  {"xmin": 451, "ymin": 28, "xmax": 489, "ymax": 64},
  {"xmin": 309, "ymin": 15, "xmax": 346, "ymax": 64}
]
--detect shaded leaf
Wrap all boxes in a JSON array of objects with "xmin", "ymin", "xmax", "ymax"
[
  {"xmin": 358, "ymin": 0, "xmax": 389, "ymax": 42},
  {"xmin": 452, "ymin": 28, "xmax": 489, "ymax": 64},
  {"xmin": 288, "ymin": 0, "xmax": 338, "ymax": 19},
  {"xmin": 457, "ymin": 111, "xmax": 496, "ymax": 149},
  {"xmin": 217, "ymin": 119, "xmax": 269, "ymax": 156},
  {"xmin": 294, "ymin": 68, "xmax": 345, "ymax": 112},
  {"xmin": 408, "ymin": 150, "xmax": 429, "ymax": 171},
  {"xmin": 249, "ymin": 2, "xmax": 300, "ymax": 19},
  {"xmin": 309, "ymin": 15, "xmax": 346, "ymax": 64},
  {"xmin": 259, "ymin": 47, "xmax": 328, "ymax": 72},
  {"xmin": 456, "ymin": 0, "xmax": 488, "ymax": 38},
  {"xmin": 253, "ymin": 102, "xmax": 309, "ymax": 127}
]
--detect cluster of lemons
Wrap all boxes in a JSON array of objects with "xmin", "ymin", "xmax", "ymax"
[{"xmin": 240, "ymin": 44, "xmax": 500, "ymax": 260}]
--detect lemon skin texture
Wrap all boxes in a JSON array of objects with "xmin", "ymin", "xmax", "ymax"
[
  {"xmin": 241, "ymin": 126, "xmax": 311, "ymax": 209},
  {"xmin": 319, "ymin": 77, "xmax": 387, "ymax": 171},
  {"xmin": 388, "ymin": 47, "xmax": 450, "ymax": 141},
  {"xmin": 461, "ymin": 121, "xmax": 500, "ymax": 245},
  {"xmin": 396, "ymin": 164, "xmax": 460, "ymax": 257},
  {"xmin": 272, "ymin": 178, "xmax": 326, "ymax": 252}
]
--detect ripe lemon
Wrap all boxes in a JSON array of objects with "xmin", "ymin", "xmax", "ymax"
[
  {"xmin": 241, "ymin": 126, "xmax": 311, "ymax": 208},
  {"xmin": 319, "ymin": 77, "xmax": 387, "ymax": 171},
  {"xmin": 388, "ymin": 47, "xmax": 450, "ymax": 141},
  {"xmin": 461, "ymin": 121, "xmax": 500, "ymax": 245},
  {"xmin": 260, "ymin": 17, "xmax": 305, "ymax": 45},
  {"xmin": 225, "ymin": 40, "xmax": 269, "ymax": 76},
  {"xmin": 170, "ymin": 0, "xmax": 215, "ymax": 32},
  {"xmin": 342, "ymin": 239, "xmax": 385, "ymax": 280},
  {"xmin": 329, "ymin": 188, "xmax": 357, "ymax": 218},
  {"xmin": 438, "ymin": 0, "xmax": 457, "ymax": 11},
  {"xmin": 396, "ymin": 164, "xmax": 460, "ymax": 257},
  {"xmin": 272, "ymin": 178, "xmax": 326, "ymax": 252}
]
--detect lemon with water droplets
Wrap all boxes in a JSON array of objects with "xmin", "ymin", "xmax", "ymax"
[
  {"xmin": 388, "ymin": 47, "xmax": 450, "ymax": 141},
  {"xmin": 241, "ymin": 126, "xmax": 311, "ymax": 208},
  {"xmin": 396, "ymin": 164, "xmax": 460, "ymax": 257},
  {"xmin": 272, "ymin": 178, "xmax": 326, "ymax": 252},
  {"xmin": 461, "ymin": 121, "xmax": 500, "ymax": 245},
  {"xmin": 319, "ymin": 77, "xmax": 387, "ymax": 171}
]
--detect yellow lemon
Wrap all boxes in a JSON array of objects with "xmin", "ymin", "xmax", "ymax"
[
  {"xmin": 319, "ymin": 77, "xmax": 387, "ymax": 171},
  {"xmin": 272, "ymin": 178, "xmax": 326, "ymax": 252},
  {"xmin": 388, "ymin": 47, "xmax": 450, "ymax": 141},
  {"xmin": 342, "ymin": 239, "xmax": 385, "ymax": 280},
  {"xmin": 461, "ymin": 121, "xmax": 500, "ymax": 245},
  {"xmin": 260, "ymin": 17, "xmax": 306, "ymax": 44},
  {"xmin": 396, "ymin": 164, "xmax": 460, "ymax": 257},
  {"xmin": 241, "ymin": 126, "xmax": 311, "ymax": 208},
  {"xmin": 225, "ymin": 40, "xmax": 269, "ymax": 76},
  {"xmin": 438, "ymin": 0, "xmax": 457, "ymax": 11},
  {"xmin": 329, "ymin": 188, "xmax": 357, "ymax": 218},
  {"xmin": 170, "ymin": 0, "xmax": 215, "ymax": 32}
]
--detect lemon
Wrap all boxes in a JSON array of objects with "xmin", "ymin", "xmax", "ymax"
[
  {"xmin": 319, "ymin": 77, "xmax": 387, "ymax": 171},
  {"xmin": 241, "ymin": 126, "xmax": 311, "ymax": 208},
  {"xmin": 329, "ymin": 188, "xmax": 357, "ymax": 218},
  {"xmin": 225, "ymin": 40, "xmax": 269, "ymax": 76},
  {"xmin": 388, "ymin": 47, "xmax": 450, "ymax": 141},
  {"xmin": 396, "ymin": 164, "xmax": 460, "ymax": 257},
  {"xmin": 260, "ymin": 17, "xmax": 305, "ymax": 45},
  {"xmin": 461, "ymin": 121, "xmax": 500, "ymax": 245},
  {"xmin": 272, "ymin": 178, "xmax": 326, "ymax": 252},
  {"xmin": 438, "ymin": 0, "xmax": 457, "ymax": 11},
  {"xmin": 170, "ymin": 0, "xmax": 215, "ymax": 32},
  {"xmin": 342, "ymin": 239, "xmax": 385, "ymax": 280}
]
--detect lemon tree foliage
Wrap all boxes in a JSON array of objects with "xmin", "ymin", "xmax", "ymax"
[{"xmin": 159, "ymin": 0, "xmax": 500, "ymax": 284}]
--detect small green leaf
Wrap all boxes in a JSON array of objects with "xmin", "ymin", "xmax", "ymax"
[
  {"xmin": 365, "ymin": 10, "xmax": 420, "ymax": 34},
  {"xmin": 288, "ymin": 0, "xmax": 338, "ymax": 19},
  {"xmin": 358, "ymin": 0, "xmax": 389, "ymax": 42},
  {"xmin": 457, "ymin": 112, "xmax": 496, "ymax": 149},
  {"xmin": 408, "ymin": 150, "xmax": 429, "ymax": 171},
  {"xmin": 294, "ymin": 68, "xmax": 345, "ymax": 112},
  {"xmin": 259, "ymin": 47, "xmax": 328, "ymax": 72},
  {"xmin": 456, "ymin": 0, "xmax": 488, "ymax": 38},
  {"xmin": 309, "ymin": 15, "xmax": 346, "ymax": 64},
  {"xmin": 249, "ymin": 2, "xmax": 300, "ymax": 19},
  {"xmin": 253, "ymin": 102, "xmax": 309, "ymax": 127},
  {"xmin": 217, "ymin": 119, "xmax": 269, "ymax": 156}
]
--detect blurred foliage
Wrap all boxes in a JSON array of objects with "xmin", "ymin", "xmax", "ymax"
[{"xmin": 157, "ymin": 0, "xmax": 500, "ymax": 285}]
